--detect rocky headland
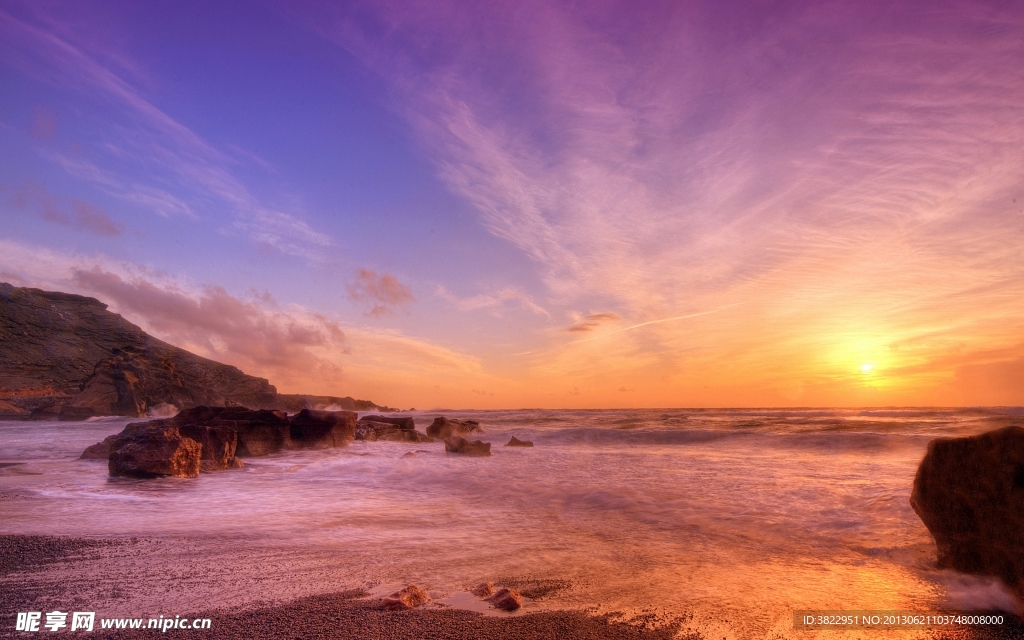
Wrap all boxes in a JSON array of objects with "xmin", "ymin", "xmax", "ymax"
[{"xmin": 0, "ymin": 282, "xmax": 389, "ymax": 419}]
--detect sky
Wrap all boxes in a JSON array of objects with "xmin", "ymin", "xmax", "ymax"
[{"xmin": 1, "ymin": 0, "xmax": 1023, "ymax": 409}]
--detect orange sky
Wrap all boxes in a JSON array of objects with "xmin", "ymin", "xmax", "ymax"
[{"xmin": 2, "ymin": 1, "xmax": 1023, "ymax": 408}]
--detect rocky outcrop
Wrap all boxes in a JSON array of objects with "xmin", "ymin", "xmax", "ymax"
[
  {"xmin": 174, "ymin": 406, "xmax": 293, "ymax": 457},
  {"xmin": 289, "ymin": 409, "xmax": 357, "ymax": 448},
  {"xmin": 910, "ymin": 426, "xmax": 1024, "ymax": 595},
  {"xmin": 90, "ymin": 406, "xmax": 364, "ymax": 478},
  {"xmin": 109, "ymin": 418, "xmax": 242, "ymax": 474},
  {"xmin": 381, "ymin": 584, "xmax": 430, "ymax": 611},
  {"xmin": 355, "ymin": 415, "xmax": 432, "ymax": 443},
  {"xmin": 0, "ymin": 398, "xmax": 27, "ymax": 419},
  {"xmin": 176, "ymin": 423, "xmax": 238, "ymax": 469},
  {"xmin": 108, "ymin": 423, "xmax": 202, "ymax": 478},
  {"xmin": 506, "ymin": 436, "xmax": 533, "ymax": 447},
  {"xmin": 225, "ymin": 411, "xmax": 292, "ymax": 456},
  {"xmin": 425, "ymin": 417, "xmax": 482, "ymax": 439},
  {"xmin": 0, "ymin": 282, "xmax": 385, "ymax": 418},
  {"xmin": 360, "ymin": 415, "xmax": 415, "ymax": 431},
  {"xmin": 444, "ymin": 436, "xmax": 491, "ymax": 456},
  {"xmin": 486, "ymin": 588, "xmax": 522, "ymax": 611},
  {"xmin": 272, "ymin": 394, "xmax": 383, "ymax": 413}
]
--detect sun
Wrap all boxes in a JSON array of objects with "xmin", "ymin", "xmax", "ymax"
[{"xmin": 860, "ymin": 363, "xmax": 874, "ymax": 374}]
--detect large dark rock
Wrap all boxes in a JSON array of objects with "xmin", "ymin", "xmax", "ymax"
[
  {"xmin": 355, "ymin": 420, "xmax": 433, "ymax": 443},
  {"xmin": 176, "ymin": 423, "xmax": 238, "ymax": 469},
  {"xmin": 359, "ymin": 415, "xmax": 415, "ymax": 431},
  {"xmin": 289, "ymin": 409, "xmax": 357, "ymax": 448},
  {"xmin": 218, "ymin": 410, "xmax": 292, "ymax": 457},
  {"xmin": 444, "ymin": 436, "xmax": 491, "ymax": 456},
  {"xmin": 108, "ymin": 423, "xmax": 202, "ymax": 478},
  {"xmin": 111, "ymin": 417, "xmax": 242, "ymax": 471},
  {"xmin": 425, "ymin": 417, "xmax": 482, "ymax": 439},
  {"xmin": 910, "ymin": 425, "xmax": 1024, "ymax": 595},
  {"xmin": 174, "ymin": 406, "xmax": 293, "ymax": 456}
]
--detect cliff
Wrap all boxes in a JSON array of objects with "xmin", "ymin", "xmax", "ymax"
[{"xmin": 0, "ymin": 283, "xmax": 384, "ymax": 419}]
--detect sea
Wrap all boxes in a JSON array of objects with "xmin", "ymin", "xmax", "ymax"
[{"xmin": 2, "ymin": 407, "xmax": 1022, "ymax": 638}]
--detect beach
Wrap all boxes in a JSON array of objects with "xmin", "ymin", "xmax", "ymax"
[
  {"xmin": 3, "ymin": 408, "xmax": 1023, "ymax": 639},
  {"xmin": 2, "ymin": 534, "xmax": 687, "ymax": 639}
]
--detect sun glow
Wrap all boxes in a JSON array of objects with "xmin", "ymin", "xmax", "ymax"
[{"xmin": 860, "ymin": 363, "xmax": 874, "ymax": 374}]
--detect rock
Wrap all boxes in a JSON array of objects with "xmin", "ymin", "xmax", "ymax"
[
  {"xmin": 471, "ymin": 582, "xmax": 494, "ymax": 597},
  {"xmin": 230, "ymin": 412, "xmax": 292, "ymax": 456},
  {"xmin": 215, "ymin": 408, "xmax": 291, "ymax": 457},
  {"xmin": 0, "ymin": 398, "xmax": 28, "ymax": 419},
  {"xmin": 426, "ymin": 417, "xmax": 482, "ymax": 439},
  {"xmin": 289, "ymin": 409, "xmax": 357, "ymax": 448},
  {"xmin": 200, "ymin": 457, "xmax": 245, "ymax": 472},
  {"xmin": 910, "ymin": 425, "xmax": 1024, "ymax": 594},
  {"xmin": 176, "ymin": 423, "xmax": 238, "ymax": 469},
  {"xmin": 506, "ymin": 436, "xmax": 534, "ymax": 447},
  {"xmin": 381, "ymin": 584, "xmax": 430, "ymax": 611},
  {"xmin": 272, "ymin": 394, "xmax": 380, "ymax": 413},
  {"xmin": 356, "ymin": 420, "xmax": 433, "ymax": 443},
  {"xmin": 117, "ymin": 415, "xmax": 240, "ymax": 470},
  {"xmin": 444, "ymin": 436, "xmax": 491, "ymax": 456},
  {"xmin": 58, "ymin": 405, "xmax": 96, "ymax": 421},
  {"xmin": 486, "ymin": 588, "xmax": 522, "ymax": 611},
  {"xmin": 79, "ymin": 435, "xmax": 118, "ymax": 459},
  {"xmin": 172, "ymin": 406, "xmax": 291, "ymax": 457},
  {"xmin": 28, "ymin": 405, "xmax": 61, "ymax": 421},
  {"xmin": 108, "ymin": 424, "xmax": 202, "ymax": 478},
  {"xmin": 359, "ymin": 415, "xmax": 415, "ymax": 431}
]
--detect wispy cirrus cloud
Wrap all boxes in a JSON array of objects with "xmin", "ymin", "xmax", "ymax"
[
  {"xmin": 567, "ymin": 313, "xmax": 619, "ymax": 333},
  {"xmin": 0, "ymin": 6, "xmax": 331, "ymax": 261},
  {"xmin": 302, "ymin": 0, "xmax": 1024, "ymax": 404},
  {"xmin": 435, "ymin": 284, "xmax": 549, "ymax": 317}
]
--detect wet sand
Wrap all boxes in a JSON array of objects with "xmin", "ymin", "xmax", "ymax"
[
  {"xmin": 6, "ymin": 535, "xmax": 1024, "ymax": 639},
  {"xmin": 1, "ymin": 535, "xmax": 685, "ymax": 639}
]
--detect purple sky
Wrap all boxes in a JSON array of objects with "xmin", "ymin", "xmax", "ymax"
[{"xmin": 2, "ymin": 1, "xmax": 1023, "ymax": 408}]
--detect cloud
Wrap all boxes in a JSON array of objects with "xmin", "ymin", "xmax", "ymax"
[
  {"xmin": 0, "ymin": 237, "xmax": 496, "ymax": 405},
  {"xmin": 301, "ymin": 0, "xmax": 1024, "ymax": 405},
  {"xmin": 567, "ymin": 313, "xmax": 620, "ymax": 332},
  {"xmin": 70, "ymin": 200, "xmax": 122, "ymax": 236},
  {"xmin": 71, "ymin": 267, "xmax": 348, "ymax": 375},
  {"xmin": 347, "ymin": 268, "xmax": 415, "ymax": 317},
  {"xmin": 434, "ymin": 284, "xmax": 549, "ymax": 317},
  {"xmin": 10, "ymin": 179, "xmax": 123, "ymax": 236},
  {"xmin": 0, "ymin": 7, "xmax": 330, "ymax": 260}
]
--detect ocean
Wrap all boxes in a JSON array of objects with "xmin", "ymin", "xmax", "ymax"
[{"xmin": 2, "ymin": 407, "xmax": 1022, "ymax": 638}]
